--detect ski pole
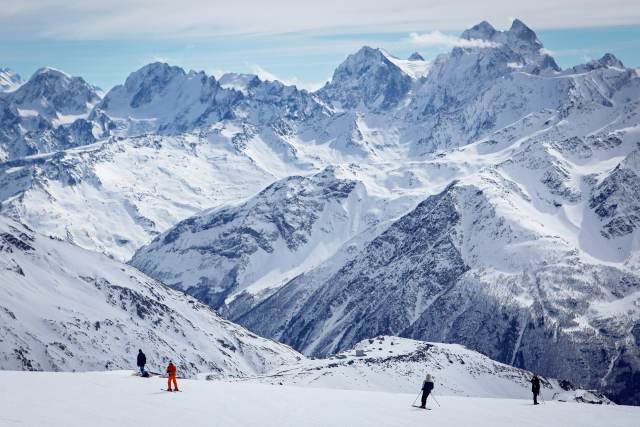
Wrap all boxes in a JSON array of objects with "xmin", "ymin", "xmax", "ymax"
[
  {"xmin": 430, "ymin": 392, "xmax": 441, "ymax": 407},
  {"xmin": 411, "ymin": 390, "xmax": 421, "ymax": 407}
]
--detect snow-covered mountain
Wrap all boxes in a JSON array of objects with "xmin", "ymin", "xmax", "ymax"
[
  {"xmin": 96, "ymin": 62, "xmax": 239, "ymax": 135},
  {"xmin": 0, "ymin": 67, "xmax": 23, "ymax": 92},
  {"xmin": 0, "ymin": 215, "xmax": 301, "ymax": 376},
  {"xmin": 0, "ymin": 67, "xmax": 102, "ymax": 161},
  {"xmin": 1, "ymin": 18, "xmax": 639, "ymax": 406},
  {"xmin": 131, "ymin": 20, "xmax": 640, "ymax": 404},
  {"xmin": 130, "ymin": 166, "xmax": 410, "ymax": 309},
  {"xmin": 317, "ymin": 46, "xmax": 413, "ymax": 110}
]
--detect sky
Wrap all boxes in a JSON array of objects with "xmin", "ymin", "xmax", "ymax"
[{"xmin": 1, "ymin": 0, "xmax": 640, "ymax": 91}]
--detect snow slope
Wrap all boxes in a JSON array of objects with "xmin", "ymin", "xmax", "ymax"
[
  {"xmin": 1, "ymin": 370, "xmax": 637, "ymax": 427},
  {"xmin": 0, "ymin": 216, "xmax": 301, "ymax": 377},
  {"xmin": 232, "ymin": 336, "xmax": 611, "ymax": 404}
]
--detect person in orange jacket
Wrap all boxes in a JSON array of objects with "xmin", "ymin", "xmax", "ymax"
[{"xmin": 166, "ymin": 361, "xmax": 179, "ymax": 392}]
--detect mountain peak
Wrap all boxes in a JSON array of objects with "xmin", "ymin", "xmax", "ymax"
[
  {"xmin": 408, "ymin": 52, "xmax": 425, "ymax": 61},
  {"xmin": 599, "ymin": 53, "xmax": 624, "ymax": 68},
  {"xmin": 32, "ymin": 66, "xmax": 72, "ymax": 80},
  {"xmin": 319, "ymin": 46, "xmax": 411, "ymax": 110},
  {"xmin": 508, "ymin": 19, "xmax": 538, "ymax": 43},
  {"xmin": 8, "ymin": 66, "xmax": 100, "ymax": 118},
  {"xmin": 127, "ymin": 62, "xmax": 186, "ymax": 84},
  {"xmin": 461, "ymin": 20, "xmax": 497, "ymax": 40},
  {"xmin": 459, "ymin": 19, "xmax": 559, "ymax": 72}
]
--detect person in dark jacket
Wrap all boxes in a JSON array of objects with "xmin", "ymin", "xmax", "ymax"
[
  {"xmin": 420, "ymin": 374, "xmax": 435, "ymax": 408},
  {"xmin": 136, "ymin": 349, "xmax": 146, "ymax": 375},
  {"xmin": 531, "ymin": 374, "xmax": 541, "ymax": 405}
]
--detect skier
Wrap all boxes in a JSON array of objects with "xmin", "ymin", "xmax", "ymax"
[
  {"xmin": 531, "ymin": 374, "xmax": 541, "ymax": 405},
  {"xmin": 136, "ymin": 349, "xmax": 146, "ymax": 376},
  {"xmin": 166, "ymin": 361, "xmax": 179, "ymax": 392},
  {"xmin": 420, "ymin": 374, "xmax": 435, "ymax": 408}
]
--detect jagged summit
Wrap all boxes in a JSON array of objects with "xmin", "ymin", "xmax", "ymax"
[
  {"xmin": 459, "ymin": 18, "xmax": 560, "ymax": 72},
  {"xmin": 598, "ymin": 53, "xmax": 625, "ymax": 68},
  {"xmin": 318, "ymin": 46, "xmax": 412, "ymax": 110},
  {"xmin": 97, "ymin": 62, "xmax": 238, "ymax": 134},
  {"xmin": 571, "ymin": 53, "xmax": 627, "ymax": 73},
  {"xmin": 407, "ymin": 52, "xmax": 425, "ymax": 61},
  {"xmin": 509, "ymin": 18, "xmax": 539, "ymax": 43},
  {"xmin": 460, "ymin": 20, "xmax": 497, "ymax": 40},
  {"xmin": 8, "ymin": 66, "xmax": 100, "ymax": 118}
]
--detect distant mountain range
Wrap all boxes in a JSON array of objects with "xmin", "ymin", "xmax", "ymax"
[{"xmin": 1, "ymin": 19, "xmax": 639, "ymax": 404}]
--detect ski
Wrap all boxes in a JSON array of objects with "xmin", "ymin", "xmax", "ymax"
[
  {"xmin": 161, "ymin": 389, "xmax": 182, "ymax": 392},
  {"xmin": 411, "ymin": 405, "xmax": 432, "ymax": 410}
]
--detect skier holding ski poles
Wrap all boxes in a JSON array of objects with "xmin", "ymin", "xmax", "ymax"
[
  {"xmin": 166, "ymin": 361, "xmax": 179, "ymax": 392},
  {"xmin": 531, "ymin": 374, "xmax": 541, "ymax": 405},
  {"xmin": 420, "ymin": 374, "xmax": 435, "ymax": 408}
]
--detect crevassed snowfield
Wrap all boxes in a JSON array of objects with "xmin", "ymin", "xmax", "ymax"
[{"xmin": 0, "ymin": 371, "xmax": 637, "ymax": 427}]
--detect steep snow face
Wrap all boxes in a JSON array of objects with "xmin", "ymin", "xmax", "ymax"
[
  {"xmin": 252, "ymin": 336, "xmax": 611, "ymax": 404},
  {"xmin": 0, "ymin": 67, "xmax": 23, "ymax": 92},
  {"xmin": 318, "ymin": 46, "xmax": 413, "ymax": 110},
  {"xmin": 0, "ymin": 216, "xmax": 302, "ymax": 377},
  {"xmin": 130, "ymin": 167, "xmax": 395, "ymax": 308},
  {"xmin": 97, "ymin": 63, "xmax": 240, "ymax": 135}
]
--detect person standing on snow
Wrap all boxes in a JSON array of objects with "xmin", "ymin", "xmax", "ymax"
[
  {"xmin": 166, "ymin": 361, "xmax": 179, "ymax": 392},
  {"xmin": 136, "ymin": 349, "xmax": 146, "ymax": 376},
  {"xmin": 531, "ymin": 374, "xmax": 541, "ymax": 405},
  {"xmin": 420, "ymin": 374, "xmax": 435, "ymax": 408}
]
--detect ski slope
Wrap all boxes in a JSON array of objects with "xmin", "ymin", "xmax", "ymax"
[{"xmin": 0, "ymin": 371, "xmax": 636, "ymax": 427}]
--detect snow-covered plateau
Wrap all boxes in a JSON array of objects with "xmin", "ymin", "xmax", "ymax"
[{"xmin": 1, "ymin": 18, "xmax": 639, "ymax": 410}]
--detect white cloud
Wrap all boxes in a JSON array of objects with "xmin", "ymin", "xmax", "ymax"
[
  {"xmin": 249, "ymin": 64, "xmax": 327, "ymax": 91},
  {"xmin": 408, "ymin": 31, "xmax": 499, "ymax": 48},
  {"xmin": 2, "ymin": 0, "xmax": 640, "ymax": 40}
]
